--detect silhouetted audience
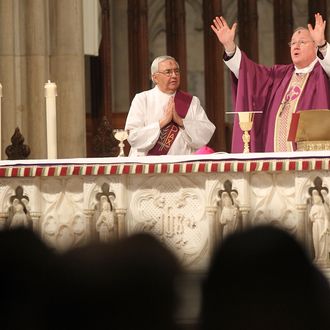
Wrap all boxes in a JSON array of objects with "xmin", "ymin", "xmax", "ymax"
[
  {"xmin": 200, "ymin": 225, "xmax": 330, "ymax": 330},
  {"xmin": 50, "ymin": 232, "xmax": 181, "ymax": 330},
  {"xmin": 0, "ymin": 227, "xmax": 59, "ymax": 330},
  {"xmin": 4, "ymin": 225, "xmax": 329, "ymax": 330}
]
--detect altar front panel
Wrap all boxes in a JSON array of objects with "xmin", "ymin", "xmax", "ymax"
[{"xmin": 0, "ymin": 151, "xmax": 329, "ymax": 272}]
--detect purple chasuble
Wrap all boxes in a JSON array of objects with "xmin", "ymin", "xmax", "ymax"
[
  {"xmin": 230, "ymin": 51, "xmax": 330, "ymax": 152},
  {"xmin": 147, "ymin": 90, "xmax": 193, "ymax": 155}
]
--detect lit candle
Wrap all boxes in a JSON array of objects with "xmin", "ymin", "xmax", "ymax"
[{"xmin": 44, "ymin": 80, "xmax": 57, "ymax": 159}]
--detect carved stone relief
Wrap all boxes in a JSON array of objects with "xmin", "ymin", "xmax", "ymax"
[
  {"xmin": 84, "ymin": 177, "xmax": 122, "ymax": 242},
  {"xmin": 308, "ymin": 176, "xmax": 330, "ymax": 266},
  {"xmin": 128, "ymin": 175, "xmax": 208, "ymax": 268},
  {"xmin": 250, "ymin": 172, "xmax": 297, "ymax": 233},
  {"xmin": 217, "ymin": 180, "xmax": 241, "ymax": 240},
  {"xmin": 93, "ymin": 183, "xmax": 116, "ymax": 242},
  {"xmin": 0, "ymin": 180, "xmax": 40, "ymax": 230},
  {"xmin": 40, "ymin": 177, "xmax": 86, "ymax": 251},
  {"xmin": 7, "ymin": 186, "xmax": 33, "ymax": 230}
]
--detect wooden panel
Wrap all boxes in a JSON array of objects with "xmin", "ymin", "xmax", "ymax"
[
  {"xmin": 203, "ymin": 0, "xmax": 226, "ymax": 152},
  {"xmin": 111, "ymin": 112, "xmax": 130, "ymax": 155},
  {"xmin": 273, "ymin": 0, "xmax": 293, "ymax": 64},
  {"xmin": 99, "ymin": 0, "xmax": 112, "ymax": 120},
  {"xmin": 86, "ymin": 0, "xmax": 114, "ymax": 157},
  {"xmin": 127, "ymin": 0, "xmax": 150, "ymax": 101},
  {"xmin": 165, "ymin": 0, "xmax": 187, "ymax": 90},
  {"xmin": 111, "ymin": 112, "xmax": 128, "ymax": 129},
  {"xmin": 237, "ymin": 0, "xmax": 259, "ymax": 62},
  {"xmin": 308, "ymin": 0, "xmax": 327, "ymax": 39}
]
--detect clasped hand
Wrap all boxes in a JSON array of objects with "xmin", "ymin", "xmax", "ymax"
[{"xmin": 159, "ymin": 96, "xmax": 184, "ymax": 128}]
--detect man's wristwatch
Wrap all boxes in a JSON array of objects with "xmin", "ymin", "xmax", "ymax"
[{"xmin": 318, "ymin": 40, "xmax": 327, "ymax": 49}]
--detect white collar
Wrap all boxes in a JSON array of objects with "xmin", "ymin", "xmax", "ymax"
[
  {"xmin": 294, "ymin": 58, "xmax": 318, "ymax": 74},
  {"xmin": 155, "ymin": 85, "xmax": 176, "ymax": 97}
]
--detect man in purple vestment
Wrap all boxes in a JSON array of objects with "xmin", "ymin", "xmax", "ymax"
[{"xmin": 211, "ymin": 13, "xmax": 330, "ymax": 153}]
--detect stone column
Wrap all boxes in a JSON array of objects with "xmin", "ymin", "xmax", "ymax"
[
  {"xmin": 116, "ymin": 208, "xmax": 127, "ymax": 239},
  {"xmin": 205, "ymin": 206, "xmax": 218, "ymax": 253},
  {"xmin": 84, "ymin": 209, "xmax": 94, "ymax": 243},
  {"xmin": 296, "ymin": 204, "xmax": 307, "ymax": 243},
  {"xmin": 30, "ymin": 211, "xmax": 42, "ymax": 233},
  {"xmin": 25, "ymin": 0, "xmax": 49, "ymax": 158},
  {"xmin": 240, "ymin": 205, "xmax": 251, "ymax": 229},
  {"xmin": 0, "ymin": 0, "xmax": 18, "ymax": 159},
  {"xmin": 0, "ymin": 212, "xmax": 7, "ymax": 230},
  {"xmin": 0, "ymin": 0, "xmax": 86, "ymax": 159},
  {"xmin": 49, "ymin": 0, "xmax": 86, "ymax": 158}
]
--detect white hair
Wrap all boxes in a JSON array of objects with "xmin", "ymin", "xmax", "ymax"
[{"xmin": 150, "ymin": 55, "xmax": 179, "ymax": 76}]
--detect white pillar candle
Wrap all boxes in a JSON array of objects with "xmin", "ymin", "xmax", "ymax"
[{"xmin": 44, "ymin": 80, "xmax": 57, "ymax": 159}]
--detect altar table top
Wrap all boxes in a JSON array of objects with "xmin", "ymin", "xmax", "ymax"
[{"xmin": 0, "ymin": 151, "xmax": 329, "ymax": 177}]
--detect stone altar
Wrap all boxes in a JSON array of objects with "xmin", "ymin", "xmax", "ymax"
[
  {"xmin": 2, "ymin": 151, "xmax": 330, "ymax": 323},
  {"xmin": 0, "ymin": 151, "xmax": 329, "ymax": 272}
]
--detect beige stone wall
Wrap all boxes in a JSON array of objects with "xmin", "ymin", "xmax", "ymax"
[
  {"xmin": 0, "ymin": 0, "xmax": 86, "ymax": 159},
  {"xmin": 1, "ymin": 0, "xmax": 329, "ymax": 159}
]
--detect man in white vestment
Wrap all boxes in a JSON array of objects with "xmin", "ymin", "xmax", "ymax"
[{"xmin": 125, "ymin": 55, "xmax": 215, "ymax": 156}]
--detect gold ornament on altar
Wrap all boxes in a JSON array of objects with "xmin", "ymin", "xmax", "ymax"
[
  {"xmin": 227, "ymin": 111, "xmax": 262, "ymax": 153},
  {"xmin": 288, "ymin": 110, "xmax": 330, "ymax": 151}
]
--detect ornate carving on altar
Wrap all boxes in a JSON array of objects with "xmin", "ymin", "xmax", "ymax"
[
  {"xmin": 92, "ymin": 116, "xmax": 119, "ymax": 157},
  {"xmin": 308, "ymin": 177, "xmax": 330, "ymax": 266},
  {"xmin": 5, "ymin": 127, "xmax": 31, "ymax": 160},
  {"xmin": 0, "ymin": 181, "xmax": 40, "ymax": 231},
  {"xmin": 41, "ymin": 178, "xmax": 87, "ymax": 251},
  {"xmin": 1, "ymin": 153, "xmax": 330, "ymax": 273},
  {"xmin": 217, "ymin": 180, "xmax": 241, "ymax": 240},
  {"xmin": 128, "ymin": 175, "xmax": 209, "ymax": 268},
  {"xmin": 250, "ymin": 172, "xmax": 297, "ymax": 233},
  {"xmin": 93, "ymin": 182, "xmax": 116, "ymax": 242},
  {"xmin": 7, "ymin": 186, "xmax": 33, "ymax": 229}
]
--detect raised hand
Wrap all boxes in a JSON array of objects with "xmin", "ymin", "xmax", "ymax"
[
  {"xmin": 308, "ymin": 13, "xmax": 327, "ymax": 46},
  {"xmin": 211, "ymin": 16, "xmax": 237, "ymax": 52}
]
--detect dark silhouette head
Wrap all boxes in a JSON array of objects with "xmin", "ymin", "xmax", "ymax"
[
  {"xmin": 55, "ymin": 232, "xmax": 181, "ymax": 330},
  {"xmin": 0, "ymin": 227, "xmax": 58, "ymax": 330},
  {"xmin": 200, "ymin": 225, "xmax": 330, "ymax": 330}
]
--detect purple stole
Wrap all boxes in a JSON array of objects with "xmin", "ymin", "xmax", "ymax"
[{"xmin": 147, "ymin": 90, "xmax": 193, "ymax": 155}]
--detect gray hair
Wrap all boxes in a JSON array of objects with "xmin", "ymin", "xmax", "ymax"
[{"xmin": 150, "ymin": 55, "xmax": 179, "ymax": 76}]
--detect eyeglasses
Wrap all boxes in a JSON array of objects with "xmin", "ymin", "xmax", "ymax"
[
  {"xmin": 288, "ymin": 40, "xmax": 314, "ymax": 48},
  {"xmin": 157, "ymin": 68, "xmax": 180, "ymax": 77}
]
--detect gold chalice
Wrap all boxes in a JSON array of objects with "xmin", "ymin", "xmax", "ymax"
[
  {"xmin": 113, "ymin": 129, "xmax": 128, "ymax": 157},
  {"xmin": 226, "ymin": 111, "xmax": 262, "ymax": 153},
  {"xmin": 238, "ymin": 112, "xmax": 255, "ymax": 153}
]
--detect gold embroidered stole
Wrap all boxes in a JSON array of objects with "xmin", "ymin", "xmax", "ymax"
[
  {"xmin": 147, "ymin": 90, "xmax": 192, "ymax": 156},
  {"xmin": 274, "ymin": 73, "xmax": 309, "ymax": 152}
]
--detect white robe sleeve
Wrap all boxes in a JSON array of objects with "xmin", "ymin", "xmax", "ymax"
[
  {"xmin": 180, "ymin": 96, "xmax": 216, "ymax": 149},
  {"xmin": 124, "ymin": 92, "xmax": 161, "ymax": 153},
  {"xmin": 318, "ymin": 43, "xmax": 330, "ymax": 78},
  {"xmin": 223, "ymin": 47, "xmax": 242, "ymax": 79}
]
